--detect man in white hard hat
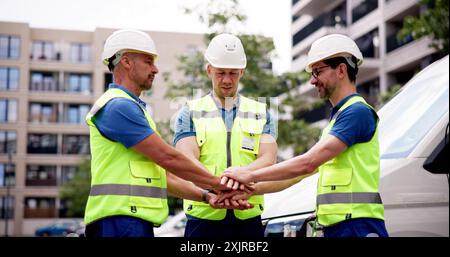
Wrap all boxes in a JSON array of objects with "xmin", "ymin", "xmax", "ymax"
[
  {"xmin": 173, "ymin": 33, "xmax": 284, "ymax": 237},
  {"xmin": 83, "ymin": 29, "xmax": 239, "ymax": 237},
  {"xmin": 222, "ymin": 34, "xmax": 389, "ymax": 237}
]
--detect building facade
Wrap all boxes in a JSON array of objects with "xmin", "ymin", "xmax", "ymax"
[
  {"xmin": 0, "ymin": 21, "xmax": 203, "ymax": 236},
  {"xmin": 291, "ymin": 0, "xmax": 443, "ymax": 124}
]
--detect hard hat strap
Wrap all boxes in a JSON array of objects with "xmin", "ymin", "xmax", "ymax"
[
  {"xmin": 106, "ymin": 51, "xmax": 124, "ymax": 72},
  {"xmin": 344, "ymin": 56, "xmax": 358, "ymax": 69}
]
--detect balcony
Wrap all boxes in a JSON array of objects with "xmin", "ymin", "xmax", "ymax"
[
  {"xmin": 293, "ymin": 8, "xmax": 346, "ymax": 47},
  {"xmin": 293, "ymin": 0, "xmax": 340, "ymax": 16},
  {"xmin": 384, "ymin": 0, "xmax": 418, "ymax": 22},
  {"xmin": 24, "ymin": 207, "xmax": 56, "ymax": 218},
  {"xmin": 25, "ymin": 178, "xmax": 57, "ymax": 187},
  {"xmin": 386, "ymin": 33, "xmax": 414, "ymax": 53},
  {"xmin": 352, "ymin": 0, "xmax": 378, "ymax": 23},
  {"xmin": 384, "ymin": 36, "xmax": 436, "ymax": 72}
]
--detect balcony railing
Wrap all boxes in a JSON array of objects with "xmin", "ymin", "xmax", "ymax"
[
  {"xmin": 386, "ymin": 33, "xmax": 414, "ymax": 53},
  {"xmin": 24, "ymin": 207, "xmax": 56, "ymax": 218},
  {"xmin": 293, "ymin": 9, "xmax": 346, "ymax": 46},
  {"xmin": 25, "ymin": 178, "xmax": 57, "ymax": 187},
  {"xmin": 352, "ymin": 0, "xmax": 378, "ymax": 23}
]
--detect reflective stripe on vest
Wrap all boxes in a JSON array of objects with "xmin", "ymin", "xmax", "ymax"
[
  {"xmin": 84, "ymin": 88, "xmax": 169, "ymax": 226},
  {"xmin": 90, "ymin": 184, "xmax": 167, "ymax": 198},
  {"xmin": 316, "ymin": 96, "xmax": 384, "ymax": 226},
  {"xmin": 183, "ymin": 94, "xmax": 267, "ymax": 220},
  {"xmin": 316, "ymin": 192, "xmax": 382, "ymax": 205}
]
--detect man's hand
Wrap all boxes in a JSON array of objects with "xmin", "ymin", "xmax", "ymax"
[
  {"xmin": 208, "ymin": 191, "xmax": 253, "ymax": 210},
  {"xmin": 221, "ymin": 167, "xmax": 254, "ymax": 186}
]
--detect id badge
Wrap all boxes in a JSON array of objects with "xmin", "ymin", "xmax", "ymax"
[{"xmin": 242, "ymin": 134, "xmax": 256, "ymax": 151}]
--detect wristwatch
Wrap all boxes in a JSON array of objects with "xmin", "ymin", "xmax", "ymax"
[{"xmin": 201, "ymin": 189, "xmax": 210, "ymax": 203}]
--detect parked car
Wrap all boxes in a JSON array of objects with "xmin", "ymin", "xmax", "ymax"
[
  {"xmin": 35, "ymin": 219, "xmax": 84, "ymax": 237},
  {"xmin": 154, "ymin": 212, "xmax": 187, "ymax": 237},
  {"xmin": 262, "ymin": 55, "xmax": 449, "ymax": 237}
]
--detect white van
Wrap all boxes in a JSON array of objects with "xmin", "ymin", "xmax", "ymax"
[{"xmin": 263, "ymin": 55, "xmax": 449, "ymax": 237}]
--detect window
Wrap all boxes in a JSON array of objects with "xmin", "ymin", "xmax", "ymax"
[
  {"xmin": 66, "ymin": 73, "xmax": 91, "ymax": 93},
  {"xmin": 27, "ymin": 133, "xmax": 57, "ymax": 154},
  {"xmin": 379, "ymin": 58, "xmax": 449, "ymax": 158},
  {"xmin": 70, "ymin": 43, "xmax": 90, "ymax": 63},
  {"xmin": 62, "ymin": 135, "xmax": 89, "ymax": 154},
  {"xmin": 30, "ymin": 40, "xmax": 54, "ymax": 61},
  {"xmin": 30, "ymin": 71, "xmax": 59, "ymax": 91},
  {"xmin": 0, "ymin": 163, "xmax": 15, "ymax": 187},
  {"xmin": 355, "ymin": 29, "xmax": 380, "ymax": 59},
  {"xmin": 0, "ymin": 196, "xmax": 15, "ymax": 219},
  {"xmin": 29, "ymin": 102, "xmax": 58, "ymax": 123},
  {"xmin": 60, "ymin": 166, "xmax": 77, "ymax": 185},
  {"xmin": 0, "ymin": 131, "xmax": 16, "ymax": 154},
  {"xmin": 24, "ymin": 197, "xmax": 56, "ymax": 218},
  {"xmin": 26, "ymin": 165, "xmax": 57, "ymax": 186},
  {"xmin": 352, "ymin": 0, "xmax": 378, "ymax": 23},
  {"xmin": 0, "ymin": 35, "xmax": 20, "ymax": 59},
  {"xmin": 0, "ymin": 67, "xmax": 19, "ymax": 91},
  {"xmin": 0, "ymin": 98, "xmax": 17, "ymax": 123},
  {"xmin": 64, "ymin": 104, "xmax": 90, "ymax": 124}
]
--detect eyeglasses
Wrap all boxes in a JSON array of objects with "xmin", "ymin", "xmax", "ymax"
[{"xmin": 311, "ymin": 65, "xmax": 331, "ymax": 79}]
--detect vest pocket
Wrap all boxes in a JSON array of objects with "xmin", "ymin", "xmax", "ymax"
[
  {"xmin": 238, "ymin": 119, "xmax": 264, "ymax": 154},
  {"xmin": 129, "ymin": 161, "xmax": 162, "ymax": 186},
  {"xmin": 129, "ymin": 161, "xmax": 164, "ymax": 209},
  {"xmin": 321, "ymin": 168, "xmax": 353, "ymax": 187}
]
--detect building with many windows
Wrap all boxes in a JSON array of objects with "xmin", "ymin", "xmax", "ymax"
[
  {"xmin": 291, "ymin": 0, "xmax": 444, "ymax": 124},
  {"xmin": 0, "ymin": 21, "xmax": 203, "ymax": 235}
]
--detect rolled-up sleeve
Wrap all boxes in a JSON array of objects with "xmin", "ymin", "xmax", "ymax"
[{"xmin": 173, "ymin": 105, "xmax": 196, "ymax": 145}]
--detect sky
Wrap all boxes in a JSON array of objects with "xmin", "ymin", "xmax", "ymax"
[{"xmin": 0, "ymin": 0, "xmax": 292, "ymax": 74}]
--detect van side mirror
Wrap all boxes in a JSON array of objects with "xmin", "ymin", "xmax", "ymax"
[{"xmin": 423, "ymin": 123, "xmax": 449, "ymax": 174}]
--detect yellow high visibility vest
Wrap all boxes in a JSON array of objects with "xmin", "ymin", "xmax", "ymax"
[
  {"xmin": 184, "ymin": 94, "xmax": 267, "ymax": 220},
  {"xmin": 316, "ymin": 96, "xmax": 384, "ymax": 226},
  {"xmin": 84, "ymin": 88, "xmax": 169, "ymax": 226}
]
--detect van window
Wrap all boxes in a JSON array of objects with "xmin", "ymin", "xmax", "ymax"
[{"xmin": 378, "ymin": 58, "xmax": 449, "ymax": 159}]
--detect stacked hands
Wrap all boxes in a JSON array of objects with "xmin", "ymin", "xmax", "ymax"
[{"xmin": 207, "ymin": 167, "xmax": 255, "ymax": 210}]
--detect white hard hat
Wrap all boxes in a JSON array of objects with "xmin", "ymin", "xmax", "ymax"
[
  {"xmin": 102, "ymin": 29, "xmax": 158, "ymax": 68},
  {"xmin": 306, "ymin": 34, "xmax": 363, "ymax": 72},
  {"xmin": 205, "ymin": 33, "xmax": 247, "ymax": 69}
]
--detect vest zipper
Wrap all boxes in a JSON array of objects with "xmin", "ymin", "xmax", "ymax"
[{"xmin": 227, "ymin": 132, "xmax": 232, "ymax": 168}]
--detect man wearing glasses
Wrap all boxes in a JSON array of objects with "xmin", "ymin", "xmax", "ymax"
[{"xmin": 222, "ymin": 34, "xmax": 389, "ymax": 237}]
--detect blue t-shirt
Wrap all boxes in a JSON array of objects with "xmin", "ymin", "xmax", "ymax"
[
  {"xmin": 328, "ymin": 94, "xmax": 377, "ymax": 147},
  {"xmin": 173, "ymin": 95, "xmax": 276, "ymax": 146},
  {"xmin": 93, "ymin": 84, "xmax": 154, "ymax": 148}
]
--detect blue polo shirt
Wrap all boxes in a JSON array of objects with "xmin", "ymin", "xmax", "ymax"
[
  {"xmin": 92, "ymin": 84, "xmax": 154, "ymax": 148},
  {"xmin": 328, "ymin": 93, "xmax": 377, "ymax": 146},
  {"xmin": 173, "ymin": 95, "xmax": 276, "ymax": 145},
  {"xmin": 323, "ymin": 94, "xmax": 388, "ymax": 237}
]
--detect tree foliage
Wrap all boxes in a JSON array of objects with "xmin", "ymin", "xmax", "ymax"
[
  {"xmin": 59, "ymin": 159, "xmax": 91, "ymax": 217},
  {"xmin": 378, "ymin": 84, "xmax": 402, "ymax": 109},
  {"xmin": 398, "ymin": 0, "xmax": 449, "ymax": 54}
]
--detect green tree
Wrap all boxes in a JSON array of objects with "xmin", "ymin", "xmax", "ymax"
[
  {"xmin": 378, "ymin": 84, "xmax": 402, "ymax": 109},
  {"xmin": 164, "ymin": 0, "xmax": 320, "ymax": 156},
  {"xmin": 398, "ymin": 0, "xmax": 449, "ymax": 54},
  {"xmin": 59, "ymin": 159, "xmax": 91, "ymax": 217}
]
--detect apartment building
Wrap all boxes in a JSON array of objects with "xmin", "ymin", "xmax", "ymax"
[
  {"xmin": 0, "ymin": 21, "xmax": 203, "ymax": 236},
  {"xmin": 291, "ymin": 0, "xmax": 443, "ymax": 124}
]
